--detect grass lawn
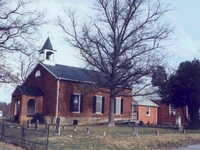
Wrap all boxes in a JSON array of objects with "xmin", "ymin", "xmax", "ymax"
[{"xmin": 47, "ymin": 124, "xmax": 200, "ymax": 150}]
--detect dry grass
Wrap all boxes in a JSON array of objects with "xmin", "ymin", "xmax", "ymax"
[
  {"xmin": 0, "ymin": 141, "xmax": 25, "ymax": 150},
  {"xmin": 47, "ymin": 125, "xmax": 200, "ymax": 150},
  {"xmin": 1, "ymin": 124, "xmax": 200, "ymax": 150}
]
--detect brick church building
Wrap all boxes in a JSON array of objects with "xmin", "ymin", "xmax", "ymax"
[
  {"xmin": 10, "ymin": 38, "xmax": 188, "ymax": 126},
  {"xmin": 10, "ymin": 38, "xmax": 133, "ymax": 125}
]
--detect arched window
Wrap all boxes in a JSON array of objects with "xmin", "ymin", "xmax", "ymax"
[
  {"xmin": 27, "ymin": 99, "xmax": 36, "ymax": 116},
  {"xmin": 35, "ymin": 70, "xmax": 41, "ymax": 77}
]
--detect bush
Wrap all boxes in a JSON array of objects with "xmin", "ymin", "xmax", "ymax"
[
  {"xmin": 31, "ymin": 113, "xmax": 44, "ymax": 123},
  {"xmin": 188, "ymin": 121, "xmax": 200, "ymax": 129},
  {"xmin": 139, "ymin": 121, "xmax": 144, "ymax": 126}
]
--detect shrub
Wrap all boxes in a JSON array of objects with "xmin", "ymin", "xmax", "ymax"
[
  {"xmin": 31, "ymin": 113, "xmax": 44, "ymax": 123},
  {"xmin": 139, "ymin": 121, "xmax": 144, "ymax": 126}
]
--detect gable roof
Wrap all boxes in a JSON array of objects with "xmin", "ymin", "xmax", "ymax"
[
  {"xmin": 133, "ymin": 96, "xmax": 158, "ymax": 107},
  {"xmin": 132, "ymin": 86, "xmax": 160, "ymax": 106},
  {"xmin": 13, "ymin": 85, "xmax": 44, "ymax": 96},
  {"xmin": 148, "ymin": 93, "xmax": 161, "ymax": 100},
  {"xmin": 40, "ymin": 62, "xmax": 106, "ymax": 84}
]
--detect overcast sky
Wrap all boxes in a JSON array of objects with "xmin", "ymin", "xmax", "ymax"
[
  {"xmin": 1, "ymin": 0, "xmax": 200, "ymax": 103},
  {"xmin": 167, "ymin": 0, "xmax": 200, "ymax": 63},
  {"xmin": 38, "ymin": 0, "xmax": 200, "ymax": 67}
]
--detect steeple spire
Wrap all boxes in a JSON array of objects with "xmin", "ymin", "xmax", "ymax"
[
  {"xmin": 39, "ymin": 37, "xmax": 57, "ymax": 66},
  {"xmin": 41, "ymin": 37, "xmax": 53, "ymax": 50}
]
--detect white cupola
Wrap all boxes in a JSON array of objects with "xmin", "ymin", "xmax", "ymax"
[{"xmin": 39, "ymin": 37, "xmax": 57, "ymax": 65}]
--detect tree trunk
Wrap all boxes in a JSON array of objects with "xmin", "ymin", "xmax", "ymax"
[
  {"xmin": 181, "ymin": 107, "xmax": 189, "ymax": 124},
  {"xmin": 107, "ymin": 90, "xmax": 115, "ymax": 126},
  {"xmin": 188, "ymin": 104, "xmax": 200, "ymax": 129}
]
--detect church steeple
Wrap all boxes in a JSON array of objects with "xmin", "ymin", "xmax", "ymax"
[
  {"xmin": 41, "ymin": 37, "xmax": 53, "ymax": 50},
  {"xmin": 39, "ymin": 37, "xmax": 57, "ymax": 65}
]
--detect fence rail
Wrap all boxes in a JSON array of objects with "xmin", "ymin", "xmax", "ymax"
[{"xmin": 0, "ymin": 121, "xmax": 50, "ymax": 149}]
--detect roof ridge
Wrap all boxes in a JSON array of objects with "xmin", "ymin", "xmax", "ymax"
[{"xmin": 54, "ymin": 63, "xmax": 103, "ymax": 74}]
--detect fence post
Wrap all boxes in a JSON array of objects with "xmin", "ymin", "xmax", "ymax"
[
  {"xmin": 86, "ymin": 128, "xmax": 90, "ymax": 134},
  {"xmin": 27, "ymin": 120, "xmax": 31, "ymax": 129},
  {"xmin": 46, "ymin": 121, "xmax": 49, "ymax": 131},
  {"xmin": 35, "ymin": 120, "xmax": 39, "ymax": 131},
  {"xmin": 21, "ymin": 124, "xmax": 25, "ymax": 143},
  {"xmin": 132, "ymin": 122, "xmax": 138, "ymax": 136},
  {"xmin": 46, "ymin": 123, "xmax": 50, "ymax": 149},
  {"xmin": 74, "ymin": 125, "xmax": 77, "ymax": 132},
  {"xmin": 1, "ymin": 121, "xmax": 5, "ymax": 139},
  {"xmin": 156, "ymin": 130, "xmax": 159, "ymax": 136},
  {"xmin": 55, "ymin": 117, "xmax": 60, "ymax": 135}
]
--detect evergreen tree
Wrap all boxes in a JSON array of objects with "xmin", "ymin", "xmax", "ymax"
[
  {"xmin": 159, "ymin": 59, "xmax": 200, "ymax": 129},
  {"xmin": 152, "ymin": 66, "xmax": 167, "ymax": 86}
]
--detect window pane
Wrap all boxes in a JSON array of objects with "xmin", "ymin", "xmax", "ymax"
[
  {"xmin": 115, "ymin": 98, "xmax": 121, "ymax": 114},
  {"xmin": 96, "ymin": 96, "xmax": 102, "ymax": 113},
  {"xmin": 171, "ymin": 105, "xmax": 176, "ymax": 111},
  {"xmin": 170, "ymin": 105, "xmax": 176, "ymax": 115},
  {"xmin": 73, "ymin": 95, "xmax": 80, "ymax": 112},
  {"xmin": 27, "ymin": 99, "xmax": 35, "ymax": 116},
  {"xmin": 146, "ymin": 106, "xmax": 150, "ymax": 116}
]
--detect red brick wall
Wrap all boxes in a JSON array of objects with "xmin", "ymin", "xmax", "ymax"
[
  {"xmin": 24, "ymin": 64, "xmax": 57, "ymax": 116},
  {"xmin": 138, "ymin": 105, "xmax": 157, "ymax": 125},
  {"xmin": 20, "ymin": 95, "xmax": 43, "ymax": 115},
  {"xmin": 58, "ymin": 81, "xmax": 132, "ymax": 123},
  {"xmin": 10, "ymin": 95, "xmax": 43, "ymax": 124},
  {"xmin": 154, "ymin": 100, "xmax": 187, "ymax": 124}
]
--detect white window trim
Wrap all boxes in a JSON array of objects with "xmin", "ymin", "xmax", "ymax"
[
  {"xmin": 169, "ymin": 104, "xmax": 176, "ymax": 115},
  {"xmin": 95, "ymin": 95, "xmax": 103, "ymax": 114},
  {"xmin": 15, "ymin": 100, "xmax": 19, "ymax": 115},
  {"xmin": 115, "ymin": 97, "xmax": 122, "ymax": 115},
  {"xmin": 146, "ymin": 106, "xmax": 150, "ymax": 116},
  {"xmin": 73, "ymin": 93, "xmax": 81, "ymax": 113},
  {"xmin": 35, "ymin": 70, "xmax": 41, "ymax": 77}
]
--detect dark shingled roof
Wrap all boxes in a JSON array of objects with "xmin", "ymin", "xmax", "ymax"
[
  {"xmin": 41, "ymin": 63, "xmax": 106, "ymax": 84},
  {"xmin": 17, "ymin": 85, "xmax": 44, "ymax": 96},
  {"xmin": 41, "ymin": 37, "xmax": 53, "ymax": 50}
]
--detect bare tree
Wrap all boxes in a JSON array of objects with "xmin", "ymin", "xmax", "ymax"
[
  {"xmin": 13, "ymin": 50, "xmax": 39, "ymax": 85},
  {"xmin": 57, "ymin": 0, "xmax": 173, "ymax": 126},
  {"xmin": 0, "ymin": 49, "xmax": 39, "ymax": 86},
  {"xmin": 0, "ymin": 53, "xmax": 16, "ymax": 83},
  {"xmin": 0, "ymin": 0, "xmax": 45, "ymax": 85}
]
